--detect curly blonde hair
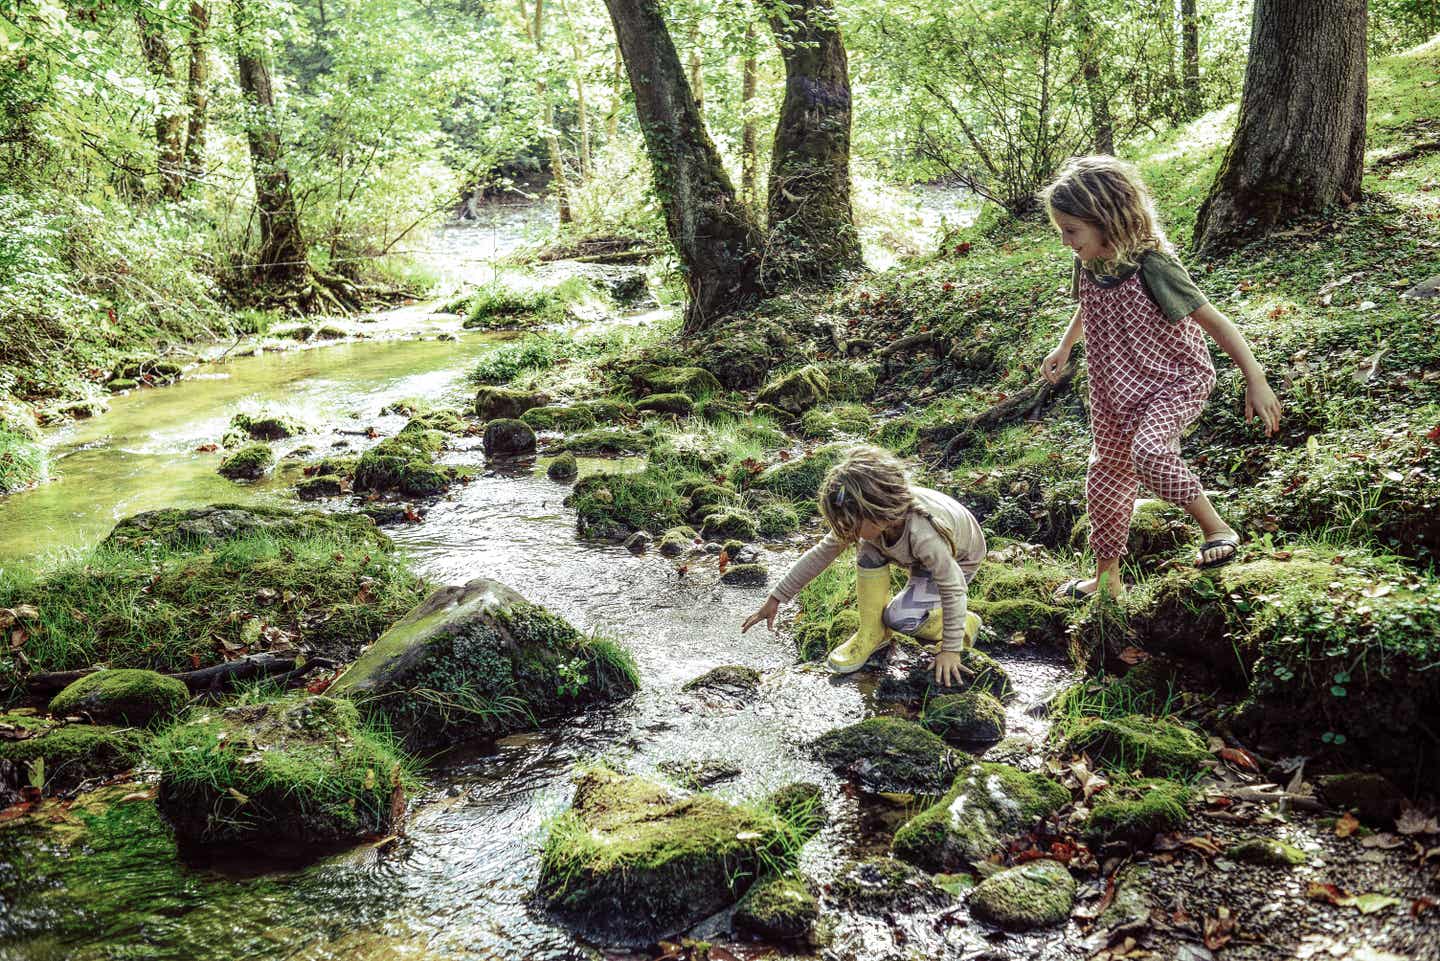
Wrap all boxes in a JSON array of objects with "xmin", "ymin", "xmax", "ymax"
[
  {"xmin": 1040, "ymin": 155, "xmax": 1172, "ymax": 272},
  {"xmin": 817, "ymin": 446, "xmax": 957, "ymax": 555}
]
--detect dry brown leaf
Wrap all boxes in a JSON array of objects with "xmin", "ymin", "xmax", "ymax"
[
  {"xmin": 1217, "ymin": 747, "xmax": 1260, "ymax": 772},
  {"xmin": 1202, "ymin": 907, "xmax": 1236, "ymax": 950},
  {"xmin": 1335, "ymin": 812, "xmax": 1361, "ymax": 837}
]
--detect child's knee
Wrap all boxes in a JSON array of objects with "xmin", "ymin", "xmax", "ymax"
[{"xmin": 1129, "ymin": 435, "xmax": 1174, "ymax": 481}]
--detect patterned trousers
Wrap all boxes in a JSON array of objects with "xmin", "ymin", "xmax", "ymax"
[
  {"xmin": 858, "ymin": 547, "xmax": 972, "ymax": 634},
  {"xmin": 1087, "ymin": 385, "xmax": 1209, "ymax": 559}
]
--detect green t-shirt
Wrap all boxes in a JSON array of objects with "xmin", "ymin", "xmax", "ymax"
[{"xmin": 1070, "ymin": 249, "xmax": 1209, "ymax": 322}]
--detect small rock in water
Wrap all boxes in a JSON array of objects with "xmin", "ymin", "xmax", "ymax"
[
  {"xmin": 719, "ymin": 563, "xmax": 768, "ymax": 587},
  {"xmin": 704, "ymin": 541, "xmax": 724, "ymax": 554},
  {"xmin": 969, "ymin": 859, "xmax": 1075, "ymax": 930},
  {"xmin": 657, "ymin": 758, "xmax": 742, "ymax": 789},
  {"xmin": 623, "ymin": 530, "xmax": 652, "ymax": 554},
  {"xmin": 829, "ymin": 857, "xmax": 951, "ymax": 914},
  {"xmin": 682, "ymin": 664, "xmax": 761, "ymax": 696}
]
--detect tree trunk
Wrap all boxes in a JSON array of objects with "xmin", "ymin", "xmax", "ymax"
[
  {"xmin": 233, "ymin": 0, "xmax": 307, "ymax": 285},
  {"xmin": 741, "ymin": 21, "xmax": 759, "ymax": 212},
  {"xmin": 557, "ymin": 0, "xmax": 592, "ymax": 176},
  {"xmin": 602, "ymin": 0, "xmax": 764, "ymax": 332},
  {"xmin": 605, "ymin": 42, "xmax": 622, "ymax": 139},
  {"xmin": 765, "ymin": 0, "xmax": 862, "ymax": 283},
  {"xmin": 1181, "ymin": 0, "xmax": 1201, "ymax": 118},
  {"xmin": 1194, "ymin": 0, "xmax": 1367, "ymax": 254},
  {"xmin": 1072, "ymin": 0, "xmax": 1114, "ymax": 155},
  {"xmin": 522, "ymin": 0, "xmax": 572, "ymax": 224},
  {"xmin": 135, "ymin": 10, "xmax": 185, "ymax": 200},
  {"xmin": 183, "ymin": 1, "xmax": 210, "ymax": 183}
]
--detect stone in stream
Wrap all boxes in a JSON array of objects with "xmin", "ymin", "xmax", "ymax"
[
  {"xmin": 48, "ymin": 669, "xmax": 189, "ymax": 727},
  {"xmin": 521, "ymin": 404, "xmax": 597, "ymax": 432},
  {"xmin": 658, "ymin": 525, "xmax": 698, "ymax": 557},
  {"xmin": 919, "ymin": 690, "xmax": 1007, "ymax": 744},
  {"xmin": 536, "ymin": 766, "xmax": 820, "ymax": 947},
  {"xmin": 811, "ymin": 716, "xmax": 964, "ymax": 795},
  {"xmin": 682, "ymin": 664, "xmax": 761, "ymax": 697},
  {"xmin": 968, "ymin": 859, "xmax": 1075, "ymax": 930},
  {"xmin": 732, "ymin": 874, "xmax": 820, "ymax": 945},
  {"xmin": 327, "ymin": 577, "xmax": 638, "ymax": 750},
  {"xmin": 828, "ymin": 856, "xmax": 952, "ymax": 914},
  {"xmin": 218, "ymin": 442, "xmax": 274, "ymax": 480},
  {"xmin": 699, "ymin": 510, "xmax": 758, "ymax": 542},
  {"xmin": 151, "ymin": 695, "xmax": 406, "ymax": 847},
  {"xmin": 622, "ymin": 530, "xmax": 652, "ymax": 554},
  {"xmin": 719, "ymin": 563, "xmax": 768, "ymax": 587},
  {"xmin": 295, "ymin": 474, "xmax": 343, "ymax": 500},
  {"xmin": 103, "ymin": 503, "xmax": 387, "ymax": 552},
  {"xmin": 225, "ymin": 410, "xmax": 307, "ymax": 442},
  {"xmin": 481, "ymin": 417, "xmax": 537, "ymax": 457},
  {"xmin": 473, "ymin": 386, "xmax": 551, "ymax": 421},
  {"xmin": 891, "ymin": 761, "xmax": 1069, "ymax": 872},
  {"xmin": 546, "ymin": 451, "xmax": 579, "ymax": 481},
  {"xmin": 625, "ymin": 364, "xmax": 723, "ymax": 399},
  {"xmin": 635, "ymin": 392, "xmax": 695, "ymax": 417},
  {"xmin": 0, "ymin": 714, "xmax": 147, "ymax": 796},
  {"xmin": 354, "ymin": 429, "xmax": 459, "ymax": 496},
  {"xmin": 873, "ymin": 641, "xmax": 1012, "ymax": 706}
]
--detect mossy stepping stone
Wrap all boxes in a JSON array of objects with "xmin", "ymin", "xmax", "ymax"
[
  {"xmin": 969, "ymin": 859, "xmax": 1075, "ymax": 930},
  {"xmin": 49, "ymin": 669, "xmax": 189, "ymax": 727},
  {"xmin": 547, "ymin": 451, "xmax": 579, "ymax": 480},
  {"xmin": 218, "ymin": 443, "xmax": 273, "ymax": 480},
  {"xmin": 829, "ymin": 856, "xmax": 951, "ymax": 914},
  {"xmin": 635, "ymin": 393, "xmax": 695, "ymax": 416},
  {"xmin": 733, "ymin": 874, "xmax": 819, "ymax": 944},
  {"xmin": 756, "ymin": 365, "xmax": 830, "ymax": 415},
  {"xmin": 812, "ymin": 716, "xmax": 963, "ymax": 795},
  {"xmin": 682, "ymin": 665, "xmax": 761, "ymax": 696},
  {"xmin": 874, "ymin": 643, "xmax": 1012, "ymax": 706},
  {"xmin": 481, "ymin": 418, "xmax": 536, "ymax": 456},
  {"xmin": 700, "ymin": 510, "xmax": 758, "ymax": 542},
  {"xmin": 1057, "ymin": 715, "xmax": 1209, "ymax": 777},
  {"xmin": 102, "ymin": 504, "xmax": 386, "ymax": 552},
  {"xmin": 474, "ymin": 386, "xmax": 550, "ymax": 420},
  {"xmin": 0, "ymin": 717, "xmax": 146, "ymax": 795},
  {"xmin": 892, "ymin": 761, "xmax": 1068, "ymax": 872},
  {"xmin": 1085, "ymin": 779, "xmax": 1190, "ymax": 845},
  {"xmin": 920, "ymin": 690, "xmax": 1007, "ymax": 744}
]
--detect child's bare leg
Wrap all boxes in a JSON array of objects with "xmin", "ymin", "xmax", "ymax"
[{"xmin": 1183, "ymin": 492, "xmax": 1239, "ymax": 565}]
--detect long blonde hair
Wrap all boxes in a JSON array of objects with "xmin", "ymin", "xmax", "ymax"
[
  {"xmin": 1040, "ymin": 155, "xmax": 1171, "ymax": 272},
  {"xmin": 817, "ymin": 446, "xmax": 958, "ymax": 556}
]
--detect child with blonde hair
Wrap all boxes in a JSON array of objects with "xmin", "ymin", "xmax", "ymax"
[
  {"xmin": 1039, "ymin": 155, "xmax": 1283, "ymax": 599},
  {"xmin": 741, "ymin": 446, "xmax": 986, "ymax": 687}
]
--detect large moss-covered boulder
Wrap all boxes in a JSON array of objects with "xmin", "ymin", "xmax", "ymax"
[
  {"xmin": 700, "ymin": 510, "xmax": 758, "ymax": 542},
  {"xmin": 536, "ymin": 766, "xmax": 807, "ymax": 947},
  {"xmin": 328, "ymin": 578, "xmax": 637, "ymax": 750},
  {"xmin": 1056, "ymin": 715, "xmax": 1209, "ymax": 778},
  {"xmin": 547, "ymin": 451, "xmax": 579, "ymax": 480},
  {"xmin": 101, "ymin": 503, "xmax": 387, "ymax": 552},
  {"xmin": 482, "ymin": 418, "xmax": 537, "ymax": 456},
  {"xmin": 748, "ymin": 444, "xmax": 846, "ymax": 511},
  {"xmin": 0, "ymin": 717, "xmax": 146, "ymax": 795},
  {"xmin": 354, "ymin": 430, "xmax": 457, "ymax": 496},
  {"xmin": 218, "ymin": 443, "xmax": 273, "ymax": 480},
  {"xmin": 635, "ymin": 392, "xmax": 695, "ymax": 417},
  {"xmin": 1084, "ymin": 779, "xmax": 1190, "ymax": 846},
  {"xmin": 756, "ymin": 366, "xmax": 830, "ymax": 415},
  {"xmin": 627, "ymin": 364, "xmax": 722, "ymax": 399},
  {"xmin": 968, "ymin": 859, "xmax": 1075, "ymax": 930},
  {"xmin": 920, "ymin": 691, "xmax": 1007, "ymax": 744},
  {"xmin": 474, "ymin": 386, "xmax": 551, "ymax": 421},
  {"xmin": 812, "ymin": 717, "xmax": 963, "ymax": 795},
  {"xmin": 892, "ymin": 761, "xmax": 1069, "ymax": 872},
  {"xmin": 733, "ymin": 873, "xmax": 819, "ymax": 944},
  {"xmin": 521, "ymin": 404, "xmax": 597, "ymax": 432},
  {"xmin": 568, "ymin": 471, "xmax": 686, "ymax": 541},
  {"xmin": 48, "ymin": 669, "xmax": 189, "ymax": 727},
  {"xmin": 152, "ymin": 695, "xmax": 409, "ymax": 846}
]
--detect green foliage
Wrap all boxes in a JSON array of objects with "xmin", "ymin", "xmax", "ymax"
[
  {"xmin": 0, "ymin": 428, "xmax": 45, "ymax": 493},
  {"xmin": 457, "ymin": 273, "xmax": 609, "ymax": 329}
]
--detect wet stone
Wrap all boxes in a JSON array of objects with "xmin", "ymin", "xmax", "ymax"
[
  {"xmin": 0, "ymin": 718, "xmax": 147, "ymax": 796},
  {"xmin": 811, "ymin": 716, "xmax": 963, "ymax": 795},
  {"xmin": 733, "ymin": 874, "xmax": 819, "ymax": 945},
  {"xmin": 482, "ymin": 418, "xmax": 537, "ymax": 457},
  {"xmin": 658, "ymin": 526, "xmax": 698, "ymax": 557},
  {"xmin": 874, "ymin": 642, "xmax": 1012, "ymax": 706},
  {"xmin": 682, "ymin": 664, "xmax": 761, "ymax": 696},
  {"xmin": 829, "ymin": 856, "xmax": 951, "ymax": 914},
  {"xmin": 969, "ymin": 859, "xmax": 1075, "ymax": 930},
  {"xmin": 1316, "ymin": 772, "xmax": 1407, "ymax": 823},
  {"xmin": 547, "ymin": 451, "xmax": 579, "ymax": 481},
  {"xmin": 623, "ymin": 530, "xmax": 652, "ymax": 554},
  {"xmin": 1226, "ymin": 837, "xmax": 1307, "ymax": 866},
  {"xmin": 657, "ymin": 758, "xmax": 742, "ymax": 789},
  {"xmin": 920, "ymin": 690, "xmax": 1007, "ymax": 744},
  {"xmin": 720, "ymin": 563, "xmax": 768, "ymax": 587}
]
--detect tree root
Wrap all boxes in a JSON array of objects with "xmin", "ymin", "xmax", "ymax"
[
  {"xmin": 921, "ymin": 367, "xmax": 1078, "ymax": 464},
  {"xmin": 25, "ymin": 653, "xmax": 340, "ymax": 699}
]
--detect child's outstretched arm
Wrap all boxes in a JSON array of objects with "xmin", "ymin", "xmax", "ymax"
[
  {"xmin": 1042, "ymin": 306, "xmax": 1084, "ymax": 384},
  {"xmin": 1190, "ymin": 304, "xmax": 1282, "ymax": 436},
  {"xmin": 740, "ymin": 532, "xmax": 845, "ymax": 633}
]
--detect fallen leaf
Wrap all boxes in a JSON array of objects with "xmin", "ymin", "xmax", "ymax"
[
  {"xmin": 1352, "ymin": 893, "xmax": 1402, "ymax": 915},
  {"xmin": 1307, "ymin": 881, "xmax": 1350, "ymax": 906},
  {"xmin": 1218, "ymin": 747, "xmax": 1260, "ymax": 772},
  {"xmin": 195, "ymin": 443, "xmax": 219, "ymax": 453},
  {"xmin": 1412, "ymin": 896, "xmax": 1438, "ymax": 918},
  {"xmin": 1336, "ymin": 812, "xmax": 1361, "ymax": 837},
  {"xmin": 1203, "ymin": 907, "xmax": 1236, "ymax": 950},
  {"xmin": 1117, "ymin": 646, "xmax": 1150, "ymax": 665}
]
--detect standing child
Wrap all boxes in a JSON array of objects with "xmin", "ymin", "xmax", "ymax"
[
  {"xmin": 1038, "ymin": 155, "xmax": 1283, "ymax": 599},
  {"xmin": 741, "ymin": 446, "xmax": 986, "ymax": 687}
]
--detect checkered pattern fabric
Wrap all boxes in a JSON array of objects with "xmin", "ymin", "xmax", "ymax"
[{"xmin": 1080, "ymin": 269, "xmax": 1216, "ymax": 559}]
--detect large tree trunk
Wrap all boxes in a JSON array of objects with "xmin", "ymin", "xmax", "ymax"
[
  {"xmin": 233, "ymin": 0, "xmax": 306, "ymax": 285},
  {"xmin": 521, "ymin": 0, "xmax": 573, "ymax": 224},
  {"xmin": 603, "ymin": 0, "xmax": 764, "ymax": 332},
  {"xmin": 1194, "ymin": 0, "xmax": 1367, "ymax": 254},
  {"xmin": 741, "ymin": 21, "xmax": 759, "ymax": 212},
  {"xmin": 135, "ymin": 11, "xmax": 185, "ymax": 201},
  {"xmin": 765, "ymin": 0, "xmax": 862, "ymax": 283},
  {"xmin": 1180, "ymin": 0, "xmax": 1201, "ymax": 118},
  {"xmin": 183, "ymin": 1, "xmax": 210, "ymax": 183},
  {"xmin": 1073, "ymin": 0, "xmax": 1114, "ymax": 155}
]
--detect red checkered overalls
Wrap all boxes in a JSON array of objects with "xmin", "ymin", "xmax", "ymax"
[{"xmin": 1080, "ymin": 268, "xmax": 1216, "ymax": 559}]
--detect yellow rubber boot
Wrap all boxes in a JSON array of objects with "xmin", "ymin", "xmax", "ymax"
[
  {"xmin": 916, "ymin": 609, "xmax": 983, "ymax": 651},
  {"xmin": 826, "ymin": 566, "xmax": 892, "ymax": 674}
]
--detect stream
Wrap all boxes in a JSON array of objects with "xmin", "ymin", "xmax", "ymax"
[{"xmin": 0, "ymin": 202, "xmax": 1085, "ymax": 961}]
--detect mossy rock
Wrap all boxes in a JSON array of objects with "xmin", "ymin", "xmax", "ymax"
[
  {"xmin": 733, "ymin": 874, "xmax": 819, "ymax": 944},
  {"xmin": 658, "ymin": 758, "xmax": 742, "ymax": 790},
  {"xmin": 152, "ymin": 695, "xmax": 408, "ymax": 846},
  {"xmin": 920, "ymin": 691, "xmax": 1006, "ymax": 744},
  {"xmin": 0, "ymin": 719, "xmax": 146, "ymax": 795},
  {"xmin": 816, "ymin": 361, "xmax": 878, "ymax": 401},
  {"xmin": 765, "ymin": 780, "xmax": 826, "ymax": 839},
  {"xmin": 694, "ymin": 397, "xmax": 746, "ymax": 422},
  {"xmin": 626, "ymin": 364, "xmax": 722, "ymax": 399},
  {"xmin": 104, "ymin": 377, "xmax": 139, "ymax": 392},
  {"xmin": 228, "ymin": 411, "xmax": 307, "ymax": 441},
  {"xmin": 521, "ymin": 404, "xmax": 598, "ymax": 432},
  {"xmin": 635, "ymin": 393, "xmax": 695, "ymax": 417},
  {"xmin": 568, "ymin": 471, "xmax": 686, "ymax": 541},
  {"xmin": 720, "ymin": 563, "xmax": 768, "ymax": 587},
  {"xmin": 798, "ymin": 403, "xmax": 873, "ymax": 440},
  {"xmin": 874, "ymin": 643, "xmax": 1012, "ymax": 706},
  {"xmin": 102, "ymin": 503, "xmax": 387, "ymax": 552},
  {"xmin": 1085, "ymin": 779, "xmax": 1191, "ymax": 845},
  {"xmin": 400, "ymin": 409, "xmax": 468, "ymax": 435},
  {"xmin": 328, "ymin": 577, "xmax": 638, "ymax": 750},
  {"xmin": 474, "ymin": 386, "xmax": 551, "ymax": 421},
  {"xmin": 48, "ymin": 669, "xmax": 189, "ymax": 727},
  {"xmin": 1316, "ymin": 772, "xmax": 1407, "ymax": 823},
  {"xmin": 682, "ymin": 664, "xmax": 761, "ymax": 695},
  {"xmin": 687, "ymin": 483, "xmax": 739, "ymax": 519},
  {"xmin": 1056, "ymin": 715, "xmax": 1209, "ymax": 778},
  {"xmin": 547, "ymin": 452, "xmax": 579, "ymax": 481},
  {"xmin": 891, "ymin": 761, "xmax": 1068, "ymax": 872},
  {"xmin": 536, "ymin": 766, "xmax": 804, "ymax": 947},
  {"xmin": 381, "ymin": 397, "xmax": 429, "ymax": 416},
  {"xmin": 218, "ymin": 443, "xmax": 274, "ymax": 480},
  {"xmin": 829, "ymin": 856, "xmax": 951, "ymax": 914},
  {"xmin": 1069, "ymin": 498, "xmax": 1192, "ymax": 565},
  {"xmin": 1226, "ymin": 837, "xmax": 1307, "ymax": 866},
  {"xmin": 756, "ymin": 366, "xmax": 830, "ymax": 415},
  {"xmin": 756, "ymin": 502, "xmax": 800, "ymax": 537},
  {"xmin": 700, "ymin": 511, "xmax": 758, "ymax": 542},
  {"xmin": 749, "ymin": 445, "xmax": 846, "ymax": 511},
  {"xmin": 581, "ymin": 398, "xmax": 637, "ymax": 424},
  {"xmin": 969, "ymin": 859, "xmax": 1075, "ymax": 930},
  {"xmin": 482, "ymin": 418, "xmax": 537, "ymax": 457},
  {"xmin": 559, "ymin": 427, "xmax": 648, "ymax": 456},
  {"xmin": 110, "ymin": 356, "xmax": 184, "ymax": 384},
  {"xmin": 658, "ymin": 525, "xmax": 699, "ymax": 557},
  {"xmin": 354, "ymin": 432, "xmax": 457, "ymax": 496},
  {"xmin": 295, "ymin": 474, "xmax": 344, "ymax": 500},
  {"xmin": 969, "ymin": 597, "xmax": 1071, "ymax": 648},
  {"xmin": 812, "ymin": 716, "xmax": 964, "ymax": 795}
]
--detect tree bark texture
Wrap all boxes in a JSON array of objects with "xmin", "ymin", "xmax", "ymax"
[
  {"xmin": 1181, "ymin": 0, "xmax": 1201, "ymax": 118},
  {"xmin": 1072, "ymin": 0, "xmax": 1114, "ymax": 155},
  {"xmin": 135, "ymin": 11, "xmax": 185, "ymax": 200},
  {"xmin": 741, "ymin": 21, "xmax": 759, "ymax": 211},
  {"xmin": 765, "ymin": 0, "xmax": 862, "ymax": 283},
  {"xmin": 1194, "ymin": 0, "xmax": 1367, "ymax": 254},
  {"xmin": 603, "ymin": 0, "xmax": 764, "ymax": 332},
  {"xmin": 233, "ymin": 0, "xmax": 307, "ymax": 284},
  {"xmin": 184, "ymin": 1, "xmax": 210, "ymax": 183}
]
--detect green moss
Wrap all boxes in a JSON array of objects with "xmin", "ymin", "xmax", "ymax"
[
  {"xmin": 920, "ymin": 690, "xmax": 1006, "ymax": 743},
  {"xmin": 400, "ymin": 408, "xmax": 468, "ymax": 435},
  {"xmin": 1226, "ymin": 837, "xmax": 1307, "ymax": 866},
  {"xmin": 687, "ymin": 483, "xmax": 739, "ymax": 517},
  {"xmin": 482, "ymin": 417, "xmax": 537, "ymax": 456},
  {"xmin": 829, "ymin": 856, "xmax": 950, "ymax": 913},
  {"xmin": 547, "ymin": 451, "xmax": 579, "ymax": 480},
  {"xmin": 658, "ymin": 525, "xmax": 699, "ymax": 557},
  {"xmin": 0, "ymin": 428, "xmax": 45, "ymax": 493},
  {"xmin": 815, "ymin": 361, "xmax": 877, "ymax": 401},
  {"xmin": 732, "ymin": 874, "xmax": 818, "ymax": 943},
  {"xmin": 891, "ymin": 761, "xmax": 1068, "ymax": 872},
  {"xmin": 748, "ymin": 444, "xmax": 846, "ymax": 512},
  {"xmin": 560, "ymin": 427, "xmax": 648, "ymax": 456},
  {"xmin": 521, "ymin": 404, "xmax": 598, "ymax": 432},
  {"xmin": 1056, "ymin": 715, "xmax": 1209, "ymax": 778},
  {"xmin": 354, "ymin": 431, "xmax": 457, "ymax": 496},
  {"xmin": 295, "ymin": 474, "xmax": 343, "ymax": 499},
  {"xmin": 48, "ymin": 669, "xmax": 189, "ymax": 727},
  {"xmin": 218, "ymin": 443, "xmax": 274, "ymax": 480},
  {"xmin": 568, "ymin": 470, "xmax": 687, "ymax": 541},
  {"xmin": 683, "ymin": 664, "xmax": 761, "ymax": 693},
  {"xmin": 756, "ymin": 502, "xmax": 801, "ymax": 537},
  {"xmin": 474, "ymin": 385, "xmax": 551, "ymax": 420},
  {"xmin": 968, "ymin": 859, "xmax": 1075, "ymax": 930},
  {"xmin": 756, "ymin": 365, "xmax": 830, "ymax": 415},
  {"xmin": 720, "ymin": 563, "xmax": 768, "ymax": 587},
  {"xmin": 626, "ymin": 364, "xmax": 722, "ymax": 399},
  {"xmin": 1085, "ymin": 779, "xmax": 1191, "ymax": 845},
  {"xmin": 812, "ymin": 717, "xmax": 963, "ymax": 794},
  {"xmin": 227, "ymin": 411, "xmax": 307, "ymax": 442},
  {"xmin": 0, "ymin": 721, "xmax": 147, "ymax": 794},
  {"xmin": 700, "ymin": 510, "xmax": 758, "ymax": 542},
  {"xmin": 457, "ymin": 273, "xmax": 608, "ymax": 328},
  {"xmin": 968, "ymin": 597, "xmax": 1069, "ymax": 647},
  {"xmin": 636, "ymin": 392, "xmax": 695, "ymax": 416},
  {"xmin": 799, "ymin": 403, "xmax": 874, "ymax": 439}
]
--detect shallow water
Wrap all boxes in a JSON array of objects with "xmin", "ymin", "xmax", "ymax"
[{"xmin": 0, "ymin": 214, "xmax": 1082, "ymax": 961}]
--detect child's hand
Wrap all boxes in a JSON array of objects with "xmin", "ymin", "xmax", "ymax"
[
  {"xmin": 1041, "ymin": 345, "xmax": 1071, "ymax": 384},
  {"xmin": 1245, "ymin": 378, "xmax": 1282, "ymax": 437},
  {"xmin": 932, "ymin": 651, "xmax": 973, "ymax": 687},
  {"xmin": 742, "ymin": 597, "xmax": 780, "ymax": 633}
]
